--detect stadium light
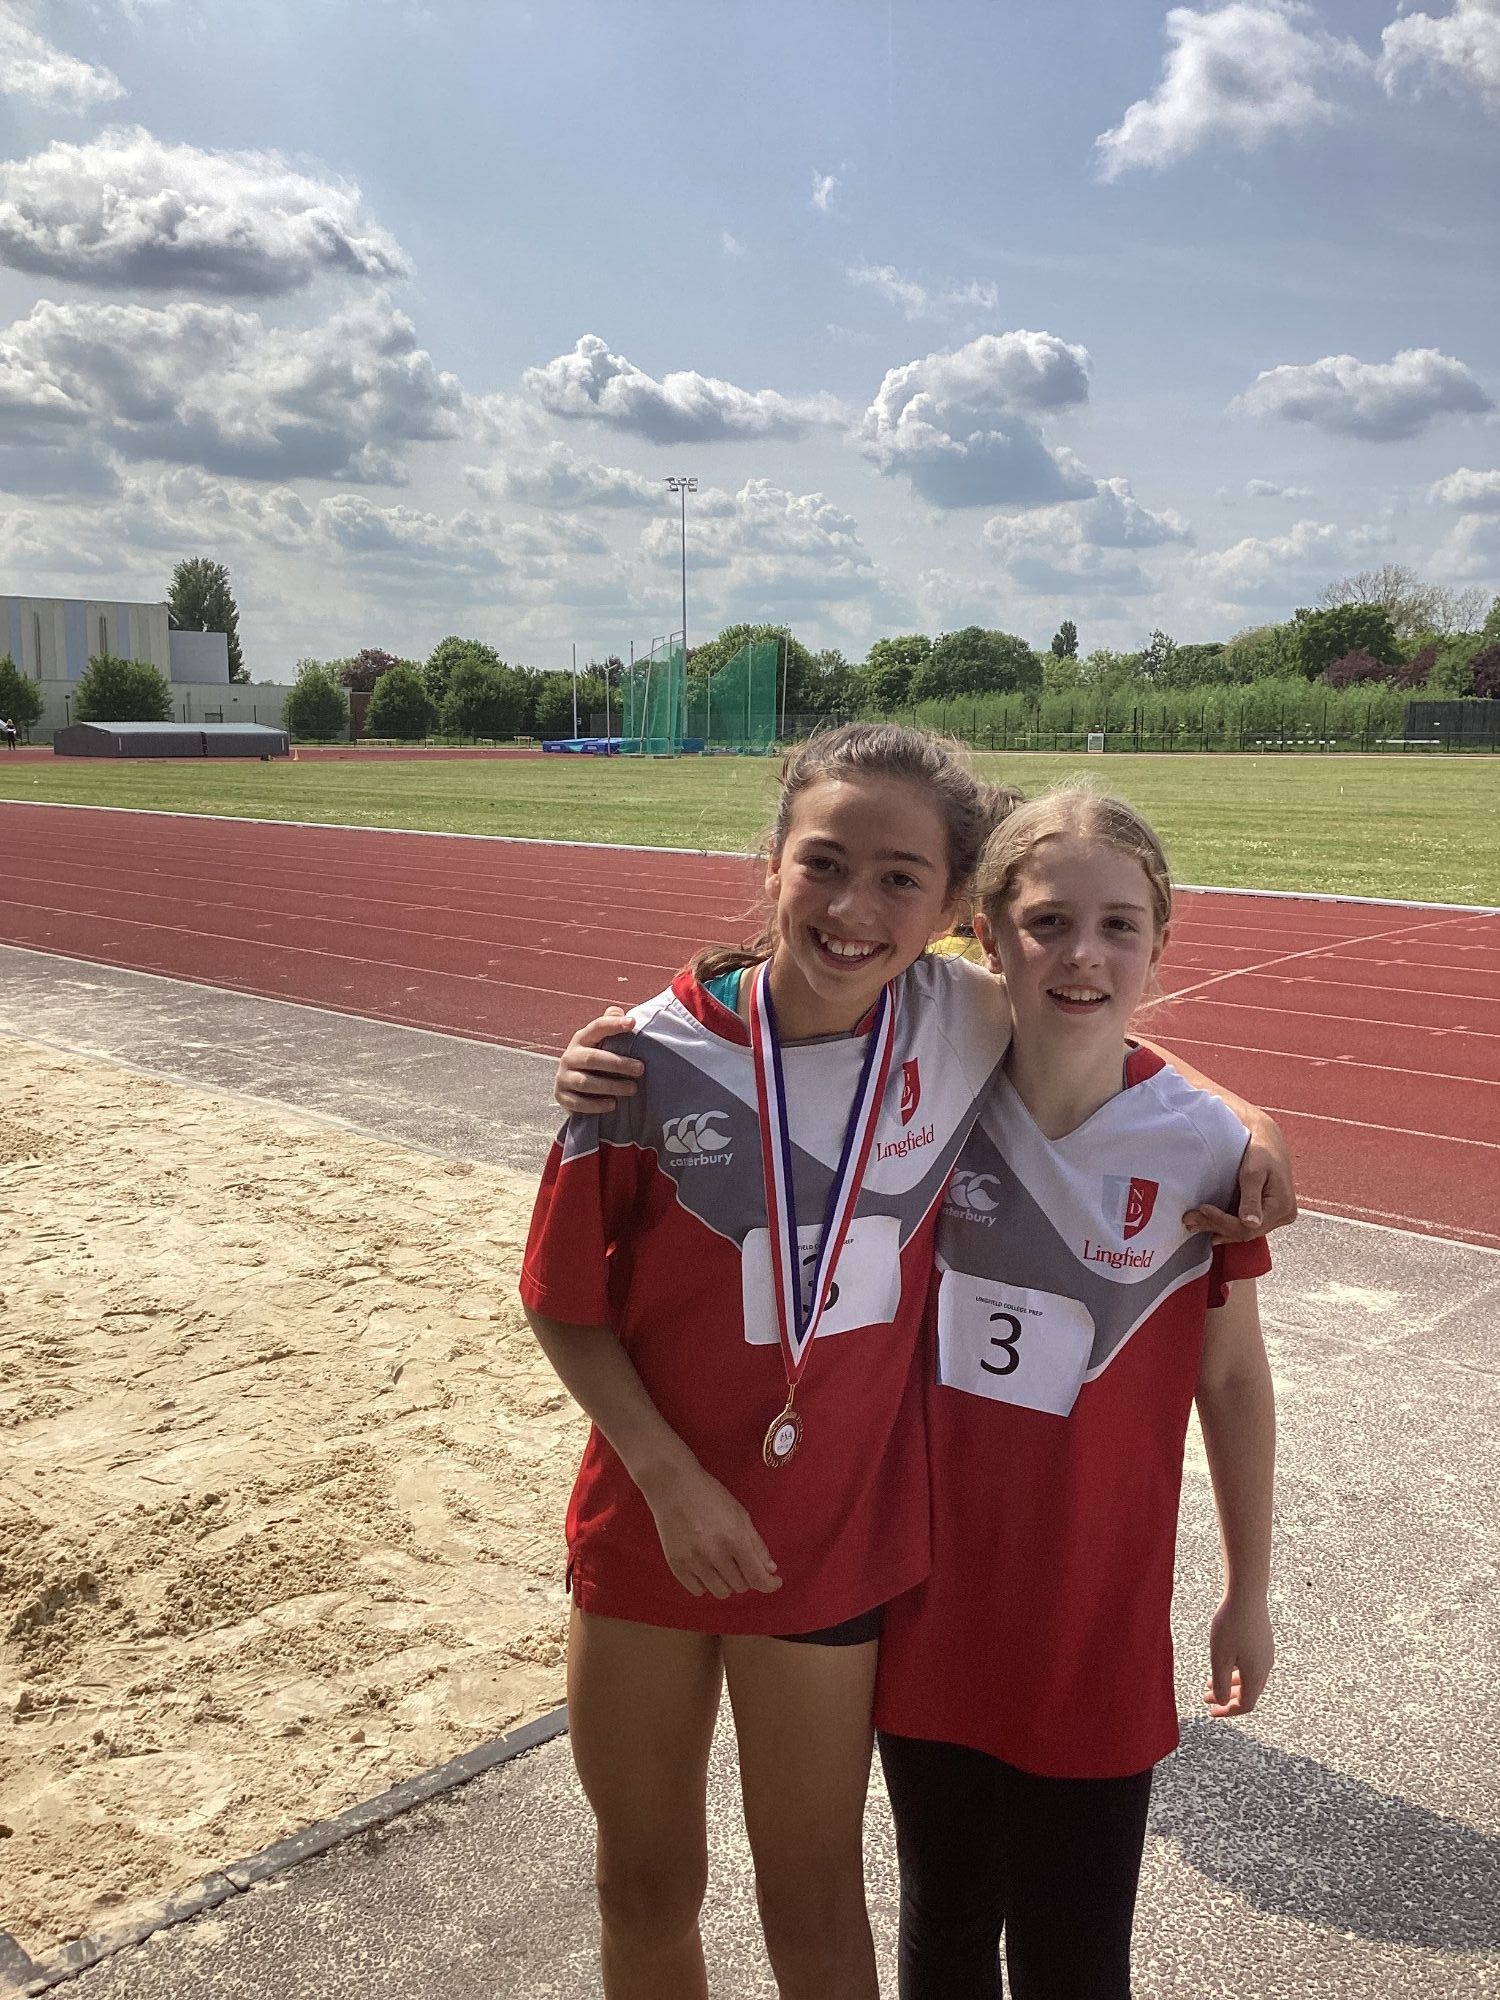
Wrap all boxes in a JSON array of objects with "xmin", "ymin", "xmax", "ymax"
[{"xmin": 665, "ymin": 476, "xmax": 698, "ymax": 664}]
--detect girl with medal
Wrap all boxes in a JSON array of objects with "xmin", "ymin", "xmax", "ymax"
[
  {"xmin": 547, "ymin": 765, "xmax": 1295, "ymax": 1999},
  {"xmin": 522, "ymin": 726, "xmax": 1016, "ymax": 2000}
]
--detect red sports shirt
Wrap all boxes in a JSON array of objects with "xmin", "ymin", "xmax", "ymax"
[
  {"xmin": 876, "ymin": 1046, "xmax": 1272, "ymax": 1776},
  {"xmin": 521, "ymin": 958, "xmax": 1012, "ymax": 1635}
]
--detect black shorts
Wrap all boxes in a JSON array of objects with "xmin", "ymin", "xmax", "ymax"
[{"xmin": 774, "ymin": 1604, "xmax": 884, "ymax": 1647}]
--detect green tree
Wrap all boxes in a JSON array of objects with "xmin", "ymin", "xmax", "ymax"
[
  {"xmin": 1220, "ymin": 622, "xmax": 1301, "ymax": 683},
  {"xmin": 443, "ymin": 659, "xmax": 529, "ymax": 739},
  {"xmin": 0, "ymin": 656, "xmax": 45, "ymax": 732},
  {"xmin": 282, "ymin": 659, "xmax": 349, "ymax": 740},
  {"xmin": 1156, "ymin": 641, "xmax": 1227, "ymax": 689},
  {"xmin": 365, "ymin": 662, "xmax": 436, "ymax": 739},
  {"xmin": 1316, "ymin": 565, "xmax": 1486, "ymax": 642},
  {"xmin": 917, "ymin": 628, "xmax": 1043, "ymax": 699},
  {"xmin": 425, "ymin": 635, "xmax": 505, "ymax": 708},
  {"xmin": 75, "ymin": 652, "xmax": 174, "ymax": 722},
  {"xmin": 860, "ymin": 634, "xmax": 930, "ymax": 712},
  {"xmin": 690, "ymin": 623, "xmax": 819, "ymax": 715},
  {"xmin": 168, "ymin": 557, "xmax": 245, "ymax": 681},
  {"xmin": 1076, "ymin": 648, "xmax": 1136, "ymax": 690},
  {"xmin": 1050, "ymin": 619, "xmax": 1079, "ymax": 659},
  {"xmin": 1292, "ymin": 604, "xmax": 1402, "ymax": 681},
  {"xmin": 1480, "ymin": 596, "xmax": 1500, "ymax": 647}
]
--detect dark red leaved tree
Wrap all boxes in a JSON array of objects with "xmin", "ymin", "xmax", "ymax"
[
  {"xmin": 1470, "ymin": 645, "xmax": 1500, "ymax": 700},
  {"xmin": 339, "ymin": 648, "xmax": 400, "ymax": 693},
  {"xmin": 1321, "ymin": 648, "xmax": 1388, "ymax": 690}
]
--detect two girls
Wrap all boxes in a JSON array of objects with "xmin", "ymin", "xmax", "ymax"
[{"xmin": 522, "ymin": 728, "xmax": 1287, "ymax": 1998}]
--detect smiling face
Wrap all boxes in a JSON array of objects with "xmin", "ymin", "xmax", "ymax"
[
  {"xmin": 763, "ymin": 773, "xmax": 959, "ymax": 1036},
  {"xmin": 978, "ymin": 831, "xmax": 1166, "ymax": 1050}
]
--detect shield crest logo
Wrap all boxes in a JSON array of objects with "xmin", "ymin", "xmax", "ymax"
[
  {"xmin": 1102, "ymin": 1173, "xmax": 1160, "ymax": 1240},
  {"xmin": 900, "ymin": 1058, "xmax": 921, "ymax": 1125}
]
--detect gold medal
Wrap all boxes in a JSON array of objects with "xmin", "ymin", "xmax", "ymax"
[{"xmin": 762, "ymin": 1398, "xmax": 803, "ymax": 1469}]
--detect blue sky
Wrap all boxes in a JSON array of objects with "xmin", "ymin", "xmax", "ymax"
[{"xmin": 1, "ymin": 0, "xmax": 1496, "ymax": 676}]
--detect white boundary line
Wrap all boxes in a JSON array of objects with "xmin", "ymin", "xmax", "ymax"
[
  {"xmin": 1297, "ymin": 1203, "xmax": 1500, "ymax": 1256},
  {"xmin": 4, "ymin": 799, "xmax": 1497, "ymax": 914}
]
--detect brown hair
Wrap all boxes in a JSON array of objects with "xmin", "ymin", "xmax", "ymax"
[
  {"xmin": 973, "ymin": 780, "xmax": 1173, "ymax": 936},
  {"xmin": 693, "ymin": 723, "xmax": 1006, "ymax": 981}
]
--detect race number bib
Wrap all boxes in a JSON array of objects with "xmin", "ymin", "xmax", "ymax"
[
  {"xmin": 935, "ymin": 1270, "xmax": 1095, "ymax": 1417},
  {"xmin": 741, "ymin": 1213, "xmax": 901, "ymax": 1347}
]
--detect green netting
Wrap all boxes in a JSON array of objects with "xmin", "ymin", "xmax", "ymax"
[
  {"xmin": 684, "ymin": 639, "xmax": 779, "ymax": 753},
  {"xmin": 620, "ymin": 639, "xmax": 684, "ymax": 754}
]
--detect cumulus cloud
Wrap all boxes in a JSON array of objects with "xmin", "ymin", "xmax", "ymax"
[
  {"xmin": 1380, "ymin": 0, "xmax": 1500, "ymax": 112},
  {"xmin": 0, "ymin": 6, "xmax": 123, "ymax": 109},
  {"xmin": 523, "ymin": 333, "xmax": 839, "ymax": 443},
  {"xmin": 1234, "ymin": 347, "xmax": 1493, "ymax": 440},
  {"xmin": 0, "ymin": 293, "xmax": 463, "ymax": 481},
  {"xmin": 1244, "ymin": 476, "xmax": 1314, "ymax": 498},
  {"xmin": 0, "ymin": 127, "xmax": 410, "ymax": 294},
  {"xmin": 982, "ymin": 480, "xmax": 1191, "ymax": 597},
  {"xmin": 1430, "ymin": 465, "xmax": 1500, "ymax": 509},
  {"xmin": 846, "ymin": 262, "xmax": 999, "ymax": 322},
  {"xmin": 721, "ymin": 230, "xmax": 745, "ymax": 256},
  {"xmin": 641, "ymin": 477, "xmax": 878, "ymax": 603},
  {"xmin": 1184, "ymin": 517, "xmax": 1352, "ymax": 606},
  {"xmin": 1095, "ymin": 1, "xmax": 1363, "ymax": 179},
  {"xmin": 811, "ymin": 172, "xmax": 839, "ymax": 212},
  {"xmin": 1431, "ymin": 510, "xmax": 1500, "ymax": 579},
  {"xmin": 860, "ymin": 330, "xmax": 1094, "ymax": 508},
  {"xmin": 466, "ymin": 441, "xmax": 661, "ymax": 510}
]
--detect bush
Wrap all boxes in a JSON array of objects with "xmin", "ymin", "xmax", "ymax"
[
  {"xmin": 75, "ymin": 652, "xmax": 174, "ymax": 723},
  {"xmin": 0, "ymin": 655, "xmax": 44, "ymax": 731},
  {"xmin": 365, "ymin": 663, "xmax": 436, "ymax": 740},
  {"xmin": 283, "ymin": 659, "xmax": 349, "ymax": 740}
]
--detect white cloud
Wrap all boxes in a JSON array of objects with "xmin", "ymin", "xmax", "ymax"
[
  {"xmin": 1234, "ymin": 347, "xmax": 1493, "ymax": 440},
  {"xmin": 0, "ymin": 127, "xmax": 410, "ymax": 294},
  {"xmin": 1095, "ymin": 2, "xmax": 1363, "ymax": 179},
  {"xmin": 982, "ymin": 480, "xmax": 1191, "ymax": 598},
  {"xmin": 466, "ymin": 441, "xmax": 662, "ymax": 510},
  {"xmin": 1380, "ymin": 0, "xmax": 1500, "ymax": 112},
  {"xmin": 641, "ymin": 477, "xmax": 878, "ymax": 605},
  {"xmin": 0, "ymin": 293, "xmax": 463, "ymax": 482},
  {"xmin": 846, "ymin": 261, "xmax": 999, "ymax": 323},
  {"xmin": 1184, "ymin": 517, "xmax": 1353, "ymax": 606},
  {"xmin": 721, "ymin": 230, "xmax": 745, "ymax": 256},
  {"xmin": 1431, "ymin": 510, "xmax": 1500, "ymax": 580},
  {"xmin": 1430, "ymin": 465, "xmax": 1500, "ymax": 509},
  {"xmin": 811, "ymin": 171, "xmax": 839, "ymax": 213},
  {"xmin": 860, "ymin": 330, "xmax": 1094, "ymax": 508},
  {"xmin": 1244, "ymin": 477, "xmax": 1314, "ymax": 498},
  {"xmin": 523, "ymin": 333, "xmax": 839, "ymax": 443},
  {"xmin": 0, "ymin": 5, "xmax": 124, "ymax": 110}
]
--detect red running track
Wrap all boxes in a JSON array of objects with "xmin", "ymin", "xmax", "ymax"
[{"xmin": 2, "ymin": 801, "xmax": 1497, "ymax": 1250}]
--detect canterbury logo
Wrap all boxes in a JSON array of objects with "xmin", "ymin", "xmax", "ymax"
[
  {"xmin": 663, "ymin": 1112, "xmax": 732, "ymax": 1156},
  {"xmin": 947, "ymin": 1170, "xmax": 1002, "ymax": 1215}
]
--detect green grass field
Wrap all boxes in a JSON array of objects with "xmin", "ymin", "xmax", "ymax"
[{"xmin": 1, "ymin": 751, "xmax": 1495, "ymax": 904}]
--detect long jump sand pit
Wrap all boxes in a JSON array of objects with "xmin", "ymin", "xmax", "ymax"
[{"xmin": 0, "ymin": 1039, "xmax": 583, "ymax": 1960}]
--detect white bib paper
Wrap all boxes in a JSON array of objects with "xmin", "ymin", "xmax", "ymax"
[
  {"xmin": 936, "ymin": 1270, "xmax": 1096, "ymax": 1417},
  {"xmin": 741, "ymin": 1213, "xmax": 902, "ymax": 1348}
]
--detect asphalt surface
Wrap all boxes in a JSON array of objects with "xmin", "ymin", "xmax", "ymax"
[{"xmin": 2, "ymin": 948, "xmax": 1497, "ymax": 1999}]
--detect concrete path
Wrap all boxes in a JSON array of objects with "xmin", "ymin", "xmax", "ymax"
[{"xmin": 2, "ymin": 949, "xmax": 1497, "ymax": 1998}]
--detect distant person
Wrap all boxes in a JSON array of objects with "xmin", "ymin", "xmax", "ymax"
[{"xmin": 0, "ymin": 716, "xmax": 17, "ymax": 749}]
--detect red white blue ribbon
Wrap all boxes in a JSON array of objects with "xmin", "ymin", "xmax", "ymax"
[{"xmin": 748, "ymin": 959, "xmax": 898, "ymax": 1386}]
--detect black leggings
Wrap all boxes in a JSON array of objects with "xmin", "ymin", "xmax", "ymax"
[{"xmin": 878, "ymin": 1732, "xmax": 1154, "ymax": 2000}]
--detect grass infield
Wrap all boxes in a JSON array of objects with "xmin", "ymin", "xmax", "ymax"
[{"xmin": 1, "ymin": 751, "xmax": 1495, "ymax": 905}]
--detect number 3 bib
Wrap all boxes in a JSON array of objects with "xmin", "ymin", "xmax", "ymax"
[{"xmin": 935, "ymin": 1268, "xmax": 1095, "ymax": 1418}]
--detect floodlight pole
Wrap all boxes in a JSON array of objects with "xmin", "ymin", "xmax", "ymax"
[{"xmin": 666, "ymin": 477, "xmax": 697, "ymax": 746}]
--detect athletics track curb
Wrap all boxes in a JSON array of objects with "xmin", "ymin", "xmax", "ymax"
[{"xmin": 0, "ymin": 1705, "xmax": 572, "ymax": 1995}]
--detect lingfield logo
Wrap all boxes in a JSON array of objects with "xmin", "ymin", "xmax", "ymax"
[
  {"xmin": 947, "ymin": 1170, "xmax": 1002, "ymax": 1218},
  {"xmin": 1101, "ymin": 1174, "xmax": 1159, "ymax": 1241},
  {"xmin": 663, "ymin": 1111, "xmax": 732, "ymax": 1162},
  {"xmin": 900, "ymin": 1058, "xmax": 922, "ymax": 1126}
]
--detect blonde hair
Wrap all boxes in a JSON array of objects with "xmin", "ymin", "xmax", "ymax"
[
  {"xmin": 694, "ymin": 723, "xmax": 1003, "ymax": 982},
  {"xmin": 973, "ymin": 781, "xmax": 1173, "ymax": 936}
]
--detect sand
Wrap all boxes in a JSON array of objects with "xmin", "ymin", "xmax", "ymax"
[{"xmin": 0, "ymin": 1039, "xmax": 585, "ymax": 1960}]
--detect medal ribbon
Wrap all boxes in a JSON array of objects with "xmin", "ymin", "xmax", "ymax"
[{"xmin": 748, "ymin": 960, "xmax": 898, "ymax": 1392}]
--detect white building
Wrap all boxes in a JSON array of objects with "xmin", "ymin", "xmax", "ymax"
[{"xmin": 1, "ymin": 593, "xmax": 293, "ymax": 738}]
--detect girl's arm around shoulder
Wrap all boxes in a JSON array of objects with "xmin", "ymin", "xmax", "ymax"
[
  {"xmin": 1140, "ymin": 1040, "xmax": 1296, "ymax": 1241},
  {"xmin": 523, "ymin": 1306, "xmax": 782, "ymax": 1603},
  {"xmin": 1195, "ymin": 1277, "xmax": 1276, "ymax": 1719},
  {"xmin": 555, "ymin": 1006, "xmax": 644, "ymax": 1116}
]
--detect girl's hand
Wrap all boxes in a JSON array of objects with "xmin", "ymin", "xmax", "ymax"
[
  {"xmin": 643, "ymin": 1460, "xmax": 783, "ymax": 1600},
  {"xmin": 1203, "ymin": 1593, "xmax": 1274, "ymax": 1717},
  {"xmin": 554, "ymin": 1007, "xmax": 644, "ymax": 1115},
  {"xmin": 1185, "ymin": 1113, "xmax": 1297, "ymax": 1242}
]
